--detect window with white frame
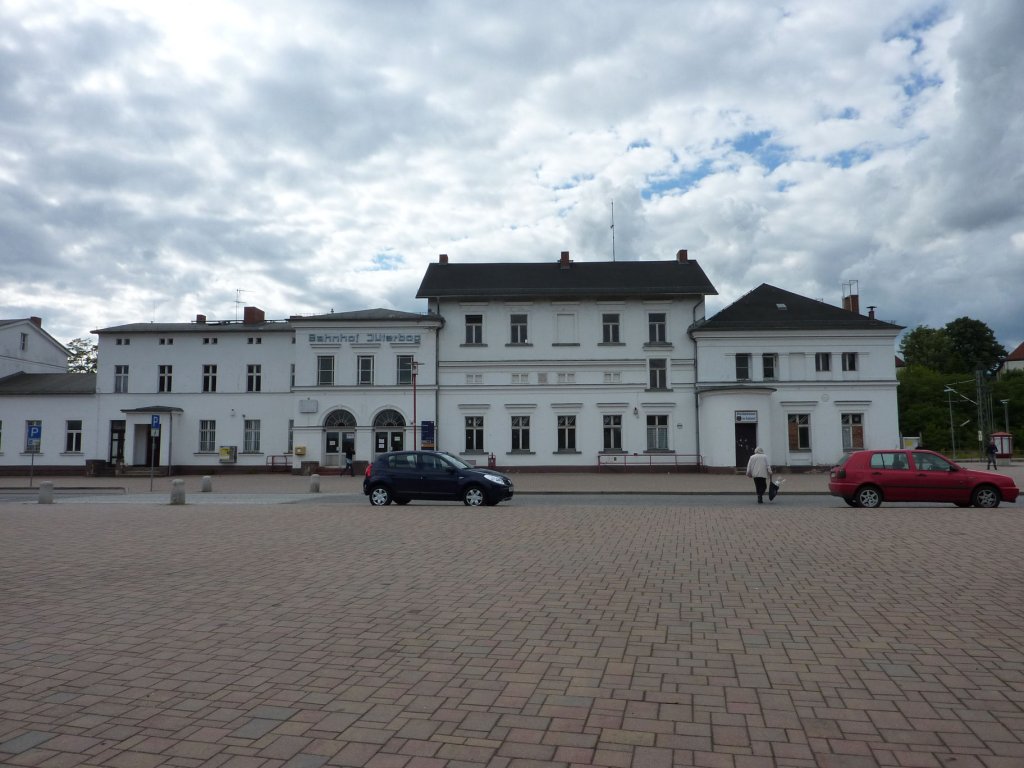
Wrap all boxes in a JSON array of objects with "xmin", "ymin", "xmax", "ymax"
[
  {"xmin": 465, "ymin": 314, "xmax": 483, "ymax": 344},
  {"xmin": 25, "ymin": 420, "xmax": 41, "ymax": 453},
  {"xmin": 0, "ymin": 419, "xmax": 3, "ymax": 452},
  {"xmin": 603, "ymin": 415, "xmax": 622, "ymax": 451},
  {"xmin": 465, "ymin": 416, "xmax": 484, "ymax": 451},
  {"xmin": 788, "ymin": 414, "xmax": 811, "ymax": 450},
  {"xmin": 603, "ymin": 371, "xmax": 621, "ymax": 384},
  {"xmin": 158, "ymin": 365, "xmax": 173, "ymax": 393},
  {"xmin": 287, "ymin": 419, "xmax": 294, "ymax": 453},
  {"xmin": 511, "ymin": 415, "xmax": 530, "ymax": 451},
  {"xmin": 646, "ymin": 415, "xmax": 669, "ymax": 451},
  {"xmin": 602, "ymin": 313, "xmax": 620, "ymax": 343},
  {"xmin": 317, "ymin": 355, "xmax": 334, "ymax": 386},
  {"xmin": 199, "ymin": 420, "xmax": 216, "ymax": 452},
  {"xmin": 466, "ymin": 373, "xmax": 483, "ymax": 384},
  {"xmin": 556, "ymin": 415, "xmax": 577, "ymax": 451},
  {"xmin": 20, "ymin": 332, "xmax": 28, "ymax": 351},
  {"xmin": 556, "ymin": 372, "xmax": 575, "ymax": 384},
  {"xmin": 511, "ymin": 372, "xmax": 529, "ymax": 384},
  {"xmin": 842, "ymin": 352, "xmax": 858, "ymax": 372},
  {"xmin": 647, "ymin": 312, "xmax": 667, "ymax": 343},
  {"xmin": 510, "ymin": 313, "xmax": 529, "ymax": 344},
  {"xmin": 358, "ymin": 355, "xmax": 374, "ymax": 385},
  {"xmin": 114, "ymin": 365, "xmax": 129, "ymax": 393},
  {"xmin": 842, "ymin": 413, "xmax": 864, "ymax": 451},
  {"xmin": 762, "ymin": 353, "xmax": 778, "ymax": 381},
  {"xmin": 247, "ymin": 364, "xmax": 262, "ymax": 392},
  {"xmin": 397, "ymin": 355, "xmax": 414, "ymax": 385},
  {"xmin": 648, "ymin": 358, "xmax": 668, "ymax": 390},
  {"xmin": 243, "ymin": 419, "xmax": 261, "ymax": 453},
  {"xmin": 64, "ymin": 420, "xmax": 83, "ymax": 453},
  {"xmin": 815, "ymin": 352, "xmax": 831, "ymax": 372},
  {"xmin": 247, "ymin": 337, "xmax": 262, "ymax": 344},
  {"xmin": 202, "ymin": 364, "xmax": 217, "ymax": 392},
  {"xmin": 735, "ymin": 354, "xmax": 751, "ymax": 381}
]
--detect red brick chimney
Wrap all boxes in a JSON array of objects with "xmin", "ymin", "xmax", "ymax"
[
  {"xmin": 439, "ymin": 253, "xmax": 448, "ymax": 264},
  {"xmin": 195, "ymin": 314, "xmax": 207, "ymax": 324},
  {"xmin": 676, "ymin": 249, "xmax": 688, "ymax": 262},
  {"xmin": 29, "ymin": 316, "xmax": 42, "ymax": 327},
  {"xmin": 243, "ymin": 306, "xmax": 265, "ymax": 325},
  {"xmin": 559, "ymin": 250, "xmax": 571, "ymax": 268},
  {"xmin": 867, "ymin": 306, "xmax": 876, "ymax": 320},
  {"xmin": 842, "ymin": 294, "xmax": 860, "ymax": 314}
]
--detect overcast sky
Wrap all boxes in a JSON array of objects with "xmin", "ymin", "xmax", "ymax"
[{"xmin": 2, "ymin": 0, "xmax": 1022, "ymax": 350}]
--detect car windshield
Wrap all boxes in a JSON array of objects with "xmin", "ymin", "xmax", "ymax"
[{"xmin": 437, "ymin": 452, "xmax": 472, "ymax": 470}]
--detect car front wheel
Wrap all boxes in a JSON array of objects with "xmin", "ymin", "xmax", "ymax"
[
  {"xmin": 463, "ymin": 486, "xmax": 486, "ymax": 507},
  {"xmin": 368, "ymin": 485, "xmax": 393, "ymax": 506},
  {"xmin": 972, "ymin": 485, "xmax": 1000, "ymax": 508},
  {"xmin": 855, "ymin": 486, "xmax": 882, "ymax": 508}
]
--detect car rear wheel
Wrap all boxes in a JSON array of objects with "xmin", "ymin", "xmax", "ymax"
[
  {"xmin": 368, "ymin": 485, "xmax": 393, "ymax": 506},
  {"xmin": 972, "ymin": 485, "xmax": 1000, "ymax": 508},
  {"xmin": 855, "ymin": 486, "xmax": 882, "ymax": 508},
  {"xmin": 463, "ymin": 486, "xmax": 486, "ymax": 507}
]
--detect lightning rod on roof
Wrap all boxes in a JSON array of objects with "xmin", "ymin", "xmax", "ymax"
[
  {"xmin": 610, "ymin": 199, "xmax": 616, "ymax": 262},
  {"xmin": 234, "ymin": 289, "xmax": 248, "ymax": 321}
]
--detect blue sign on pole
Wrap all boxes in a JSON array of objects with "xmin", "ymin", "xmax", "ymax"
[
  {"xmin": 151, "ymin": 415, "xmax": 161, "ymax": 429},
  {"xmin": 27, "ymin": 424, "xmax": 41, "ymax": 441}
]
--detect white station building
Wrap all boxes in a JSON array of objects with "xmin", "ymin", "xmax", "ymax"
[{"xmin": 0, "ymin": 250, "xmax": 902, "ymax": 475}]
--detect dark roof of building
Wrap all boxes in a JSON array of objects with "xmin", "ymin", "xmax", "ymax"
[
  {"xmin": 692, "ymin": 284, "xmax": 903, "ymax": 332},
  {"xmin": 0, "ymin": 372, "xmax": 96, "ymax": 395},
  {"xmin": 416, "ymin": 259, "xmax": 717, "ymax": 300},
  {"xmin": 92, "ymin": 320, "xmax": 293, "ymax": 334},
  {"xmin": 290, "ymin": 308, "xmax": 442, "ymax": 324}
]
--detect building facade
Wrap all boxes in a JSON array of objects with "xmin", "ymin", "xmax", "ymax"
[{"xmin": 0, "ymin": 252, "xmax": 903, "ymax": 475}]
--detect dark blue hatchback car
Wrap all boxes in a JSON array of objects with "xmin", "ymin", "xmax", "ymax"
[{"xmin": 362, "ymin": 450, "xmax": 514, "ymax": 507}]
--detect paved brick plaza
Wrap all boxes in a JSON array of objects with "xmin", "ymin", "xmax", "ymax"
[{"xmin": 2, "ymin": 500, "xmax": 1023, "ymax": 767}]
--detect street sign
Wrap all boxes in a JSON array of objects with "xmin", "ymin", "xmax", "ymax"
[
  {"xmin": 27, "ymin": 424, "xmax": 41, "ymax": 441},
  {"xmin": 151, "ymin": 415, "xmax": 161, "ymax": 428}
]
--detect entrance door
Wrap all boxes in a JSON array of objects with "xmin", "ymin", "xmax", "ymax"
[
  {"xmin": 109, "ymin": 420, "xmax": 126, "ymax": 465},
  {"xmin": 375, "ymin": 430, "xmax": 404, "ymax": 454},
  {"xmin": 735, "ymin": 422, "xmax": 757, "ymax": 468},
  {"xmin": 324, "ymin": 431, "xmax": 341, "ymax": 467},
  {"xmin": 132, "ymin": 424, "xmax": 160, "ymax": 467}
]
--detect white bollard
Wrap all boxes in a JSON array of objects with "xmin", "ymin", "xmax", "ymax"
[
  {"xmin": 38, "ymin": 481, "xmax": 54, "ymax": 504},
  {"xmin": 201, "ymin": 475, "xmax": 213, "ymax": 493},
  {"xmin": 309, "ymin": 474, "xmax": 320, "ymax": 493},
  {"xmin": 170, "ymin": 479, "xmax": 186, "ymax": 505}
]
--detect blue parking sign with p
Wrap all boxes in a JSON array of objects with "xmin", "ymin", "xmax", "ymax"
[
  {"xmin": 27, "ymin": 424, "xmax": 41, "ymax": 440},
  {"xmin": 151, "ymin": 415, "xmax": 161, "ymax": 429}
]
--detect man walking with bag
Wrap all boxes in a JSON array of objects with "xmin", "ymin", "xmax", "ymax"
[{"xmin": 745, "ymin": 446, "xmax": 772, "ymax": 504}]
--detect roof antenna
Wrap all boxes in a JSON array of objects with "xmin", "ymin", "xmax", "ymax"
[
  {"xmin": 610, "ymin": 199, "xmax": 616, "ymax": 262},
  {"xmin": 234, "ymin": 289, "xmax": 248, "ymax": 321}
]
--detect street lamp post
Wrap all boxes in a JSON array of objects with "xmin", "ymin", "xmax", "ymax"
[
  {"xmin": 945, "ymin": 387, "xmax": 956, "ymax": 458},
  {"xmin": 1001, "ymin": 399, "xmax": 1010, "ymax": 433},
  {"xmin": 411, "ymin": 360, "xmax": 419, "ymax": 450}
]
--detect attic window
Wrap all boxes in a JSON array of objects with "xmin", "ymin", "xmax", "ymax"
[{"xmin": 776, "ymin": 303, "xmax": 787, "ymax": 310}]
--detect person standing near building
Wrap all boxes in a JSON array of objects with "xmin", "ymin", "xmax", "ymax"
[
  {"xmin": 986, "ymin": 439, "xmax": 998, "ymax": 470},
  {"xmin": 344, "ymin": 445, "xmax": 355, "ymax": 476},
  {"xmin": 745, "ymin": 446, "xmax": 772, "ymax": 504}
]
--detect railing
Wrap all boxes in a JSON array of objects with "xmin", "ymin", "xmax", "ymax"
[
  {"xmin": 266, "ymin": 455, "xmax": 291, "ymax": 472},
  {"xmin": 598, "ymin": 453, "xmax": 704, "ymax": 471}
]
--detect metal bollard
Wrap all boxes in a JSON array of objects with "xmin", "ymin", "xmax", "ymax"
[
  {"xmin": 309, "ymin": 473, "xmax": 320, "ymax": 493},
  {"xmin": 170, "ymin": 479, "xmax": 186, "ymax": 505},
  {"xmin": 201, "ymin": 475, "xmax": 213, "ymax": 493},
  {"xmin": 38, "ymin": 481, "xmax": 54, "ymax": 504}
]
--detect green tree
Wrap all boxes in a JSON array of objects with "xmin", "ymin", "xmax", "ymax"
[
  {"xmin": 899, "ymin": 326, "xmax": 956, "ymax": 372},
  {"xmin": 66, "ymin": 337, "xmax": 98, "ymax": 373},
  {"xmin": 944, "ymin": 317, "xmax": 1006, "ymax": 374},
  {"xmin": 897, "ymin": 365, "xmax": 957, "ymax": 450}
]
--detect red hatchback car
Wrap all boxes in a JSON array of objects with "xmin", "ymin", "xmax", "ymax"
[{"xmin": 829, "ymin": 449, "xmax": 1019, "ymax": 509}]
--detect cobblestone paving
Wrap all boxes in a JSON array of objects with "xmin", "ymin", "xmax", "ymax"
[{"xmin": 2, "ymin": 502, "xmax": 1023, "ymax": 767}]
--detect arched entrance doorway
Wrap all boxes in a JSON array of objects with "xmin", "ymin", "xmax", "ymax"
[
  {"xmin": 373, "ymin": 409, "xmax": 406, "ymax": 455},
  {"xmin": 323, "ymin": 409, "xmax": 356, "ymax": 468}
]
